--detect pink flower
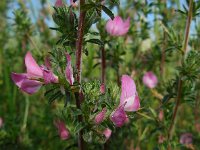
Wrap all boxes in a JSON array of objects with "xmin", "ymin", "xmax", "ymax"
[
  {"xmin": 142, "ymin": 71, "xmax": 158, "ymax": 88},
  {"xmin": 120, "ymin": 75, "xmax": 140, "ymax": 112},
  {"xmin": 41, "ymin": 66, "xmax": 58, "ymax": 84},
  {"xmin": 103, "ymin": 128, "xmax": 112, "ymax": 140},
  {"xmin": 110, "ymin": 105, "xmax": 127, "ymax": 127},
  {"xmin": 100, "ymin": 84, "xmax": 105, "ymax": 94},
  {"xmin": 180, "ymin": 133, "xmax": 193, "ymax": 145},
  {"xmin": 70, "ymin": 0, "xmax": 78, "ymax": 7},
  {"xmin": 65, "ymin": 53, "xmax": 74, "ymax": 85},
  {"xmin": 106, "ymin": 16, "xmax": 130, "ymax": 36},
  {"xmin": 0, "ymin": 117, "xmax": 3, "ymax": 128},
  {"xmin": 55, "ymin": 0, "xmax": 64, "ymax": 7},
  {"xmin": 95, "ymin": 107, "xmax": 107, "ymax": 125},
  {"xmin": 54, "ymin": 120, "xmax": 70, "ymax": 140},
  {"xmin": 11, "ymin": 52, "xmax": 58, "ymax": 94}
]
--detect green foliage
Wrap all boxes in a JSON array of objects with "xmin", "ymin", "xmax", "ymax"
[{"xmin": 1, "ymin": 0, "xmax": 200, "ymax": 149}]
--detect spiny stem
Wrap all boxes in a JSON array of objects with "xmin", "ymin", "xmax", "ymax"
[
  {"xmin": 168, "ymin": 0, "xmax": 193, "ymax": 141},
  {"xmin": 76, "ymin": 0, "xmax": 85, "ymax": 83},
  {"xmin": 75, "ymin": 0, "xmax": 86, "ymax": 149}
]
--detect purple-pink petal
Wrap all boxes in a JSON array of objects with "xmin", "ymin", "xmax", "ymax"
[
  {"xmin": 120, "ymin": 75, "xmax": 138, "ymax": 112},
  {"xmin": 142, "ymin": 71, "xmax": 158, "ymax": 88},
  {"xmin": 11, "ymin": 73, "xmax": 27, "ymax": 87},
  {"xmin": 41, "ymin": 67, "xmax": 58, "ymax": 84},
  {"xmin": 25, "ymin": 52, "xmax": 43, "ymax": 78},
  {"xmin": 65, "ymin": 53, "xmax": 74, "ymax": 85},
  {"xmin": 110, "ymin": 105, "xmax": 127, "ymax": 127},
  {"xmin": 131, "ymin": 94, "xmax": 140, "ymax": 111},
  {"xmin": 11, "ymin": 72, "xmax": 42, "ymax": 94},
  {"xmin": 20, "ymin": 79, "xmax": 42, "ymax": 94}
]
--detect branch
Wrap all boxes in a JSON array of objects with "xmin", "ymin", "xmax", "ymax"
[
  {"xmin": 168, "ymin": 0, "xmax": 193, "ymax": 141},
  {"xmin": 75, "ymin": 0, "xmax": 86, "ymax": 149}
]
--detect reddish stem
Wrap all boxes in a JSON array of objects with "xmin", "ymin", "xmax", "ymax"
[
  {"xmin": 167, "ymin": 0, "xmax": 193, "ymax": 141},
  {"xmin": 75, "ymin": 0, "xmax": 86, "ymax": 149}
]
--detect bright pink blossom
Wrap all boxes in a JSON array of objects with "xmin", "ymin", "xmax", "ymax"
[
  {"xmin": 65, "ymin": 53, "xmax": 74, "ymax": 85},
  {"xmin": 180, "ymin": 133, "xmax": 193, "ymax": 145},
  {"xmin": 106, "ymin": 16, "xmax": 130, "ymax": 36},
  {"xmin": 103, "ymin": 128, "xmax": 112, "ymax": 140},
  {"xmin": 11, "ymin": 52, "xmax": 58, "ymax": 94},
  {"xmin": 110, "ymin": 105, "xmax": 127, "ymax": 127},
  {"xmin": 55, "ymin": 0, "xmax": 64, "ymax": 7},
  {"xmin": 95, "ymin": 107, "xmax": 107, "ymax": 125},
  {"xmin": 54, "ymin": 120, "xmax": 70, "ymax": 140},
  {"xmin": 142, "ymin": 71, "xmax": 158, "ymax": 88},
  {"xmin": 120, "ymin": 75, "xmax": 140, "ymax": 112}
]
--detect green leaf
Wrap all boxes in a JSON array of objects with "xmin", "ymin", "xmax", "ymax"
[
  {"xmin": 101, "ymin": 5, "xmax": 114, "ymax": 20},
  {"xmin": 81, "ymin": 3, "xmax": 96, "ymax": 11},
  {"xmin": 85, "ymin": 38, "xmax": 104, "ymax": 46}
]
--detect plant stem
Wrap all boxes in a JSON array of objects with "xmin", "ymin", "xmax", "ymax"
[
  {"xmin": 75, "ymin": 0, "xmax": 86, "ymax": 149},
  {"xmin": 21, "ymin": 95, "xmax": 29, "ymax": 133},
  {"xmin": 75, "ymin": 0, "xmax": 85, "ymax": 83},
  {"xmin": 168, "ymin": 79, "xmax": 182, "ymax": 140},
  {"xmin": 101, "ymin": 46, "xmax": 106, "ymax": 83},
  {"xmin": 168, "ymin": 0, "xmax": 193, "ymax": 141}
]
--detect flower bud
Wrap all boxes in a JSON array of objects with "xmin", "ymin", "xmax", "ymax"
[
  {"xmin": 54, "ymin": 120, "xmax": 70, "ymax": 140},
  {"xmin": 95, "ymin": 107, "xmax": 107, "ymax": 125},
  {"xmin": 103, "ymin": 128, "xmax": 112, "ymax": 140},
  {"xmin": 100, "ymin": 84, "xmax": 105, "ymax": 94}
]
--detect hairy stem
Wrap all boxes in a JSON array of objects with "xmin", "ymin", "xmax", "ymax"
[
  {"xmin": 75, "ymin": 0, "xmax": 86, "ymax": 149},
  {"xmin": 168, "ymin": 0, "xmax": 193, "ymax": 141}
]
